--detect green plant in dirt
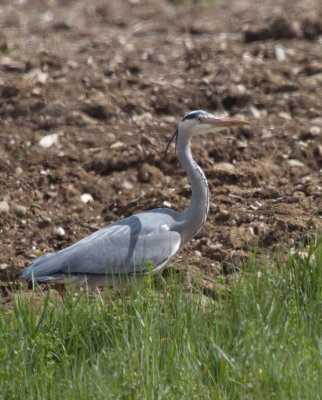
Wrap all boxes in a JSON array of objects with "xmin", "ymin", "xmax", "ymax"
[
  {"xmin": 171, "ymin": 0, "xmax": 217, "ymax": 11},
  {"xmin": 23, "ymin": 141, "xmax": 31, "ymax": 153},
  {"xmin": 0, "ymin": 43, "xmax": 20, "ymax": 55}
]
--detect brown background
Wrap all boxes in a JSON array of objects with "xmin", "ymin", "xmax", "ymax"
[{"xmin": 0, "ymin": 0, "xmax": 321, "ymax": 305}]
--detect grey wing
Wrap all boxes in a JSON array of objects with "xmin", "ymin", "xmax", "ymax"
[{"xmin": 21, "ymin": 212, "xmax": 181, "ymax": 281}]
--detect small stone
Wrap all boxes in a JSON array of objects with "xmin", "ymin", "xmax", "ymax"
[
  {"xmin": 32, "ymin": 88, "xmax": 42, "ymax": 96},
  {"xmin": 209, "ymin": 242, "xmax": 223, "ymax": 250},
  {"xmin": 35, "ymin": 190, "xmax": 43, "ymax": 200},
  {"xmin": 80, "ymin": 193, "xmax": 94, "ymax": 203},
  {"xmin": 213, "ymin": 162, "xmax": 235, "ymax": 170},
  {"xmin": 128, "ymin": 198, "xmax": 139, "ymax": 207},
  {"xmin": 107, "ymin": 133, "xmax": 116, "ymax": 141},
  {"xmin": 287, "ymin": 159, "xmax": 305, "ymax": 167},
  {"xmin": 249, "ymin": 105, "xmax": 261, "ymax": 118},
  {"xmin": 163, "ymin": 116, "xmax": 176, "ymax": 123},
  {"xmin": 54, "ymin": 226, "xmax": 65, "ymax": 237},
  {"xmin": 278, "ymin": 112, "xmax": 292, "ymax": 120},
  {"xmin": 194, "ymin": 250, "xmax": 202, "ymax": 258},
  {"xmin": 110, "ymin": 141, "xmax": 124, "ymax": 150},
  {"xmin": 163, "ymin": 201, "xmax": 172, "ymax": 208},
  {"xmin": 12, "ymin": 203, "xmax": 27, "ymax": 217},
  {"xmin": 46, "ymin": 191, "xmax": 57, "ymax": 198},
  {"xmin": 0, "ymin": 263, "xmax": 8, "ymax": 271},
  {"xmin": 0, "ymin": 201, "xmax": 9, "ymax": 214},
  {"xmin": 275, "ymin": 44, "xmax": 287, "ymax": 62},
  {"xmin": 122, "ymin": 181, "xmax": 134, "ymax": 190},
  {"xmin": 41, "ymin": 11, "xmax": 53, "ymax": 23},
  {"xmin": 27, "ymin": 68, "xmax": 48, "ymax": 84},
  {"xmin": 250, "ymin": 201, "xmax": 262, "ymax": 210},
  {"xmin": 246, "ymin": 213, "xmax": 255, "ymax": 222},
  {"xmin": 39, "ymin": 133, "xmax": 59, "ymax": 148},
  {"xmin": 310, "ymin": 126, "xmax": 320, "ymax": 136},
  {"xmin": 15, "ymin": 166, "xmax": 23, "ymax": 175}
]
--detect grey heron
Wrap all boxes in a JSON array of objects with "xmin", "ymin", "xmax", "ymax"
[{"xmin": 21, "ymin": 110, "xmax": 249, "ymax": 287}]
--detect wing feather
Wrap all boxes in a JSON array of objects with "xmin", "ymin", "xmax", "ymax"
[{"xmin": 21, "ymin": 211, "xmax": 181, "ymax": 282}]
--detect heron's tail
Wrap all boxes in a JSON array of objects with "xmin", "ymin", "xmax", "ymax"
[{"xmin": 21, "ymin": 252, "xmax": 64, "ymax": 281}]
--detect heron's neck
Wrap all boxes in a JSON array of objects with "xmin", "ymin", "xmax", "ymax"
[{"xmin": 176, "ymin": 134, "xmax": 209, "ymax": 244}]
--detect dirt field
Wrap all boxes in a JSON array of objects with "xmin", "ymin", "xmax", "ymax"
[{"xmin": 0, "ymin": 0, "xmax": 321, "ymax": 306}]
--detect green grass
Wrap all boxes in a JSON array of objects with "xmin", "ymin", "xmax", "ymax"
[
  {"xmin": 0, "ymin": 239, "xmax": 321, "ymax": 399},
  {"xmin": 172, "ymin": 0, "xmax": 217, "ymax": 12}
]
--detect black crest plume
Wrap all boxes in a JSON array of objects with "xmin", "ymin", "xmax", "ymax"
[{"xmin": 164, "ymin": 129, "xmax": 178, "ymax": 158}]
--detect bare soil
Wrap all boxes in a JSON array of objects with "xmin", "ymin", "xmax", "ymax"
[{"xmin": 0, "ymin": 0, "xmax": 321, "ymax": 307}]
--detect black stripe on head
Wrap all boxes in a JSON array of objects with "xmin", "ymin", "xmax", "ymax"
[{"xmin": 182, "ymin": 110, "xmax": 207, "ymax": 121}]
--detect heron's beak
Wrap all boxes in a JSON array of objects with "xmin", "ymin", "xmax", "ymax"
[{"xmin": 204, "ymin": 116, "xmax": 250, "ymax": 128}]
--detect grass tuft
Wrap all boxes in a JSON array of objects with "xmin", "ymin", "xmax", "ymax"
[{"xmin": 0, "ymin": 239, "xmax": 321, "ymax": 399}]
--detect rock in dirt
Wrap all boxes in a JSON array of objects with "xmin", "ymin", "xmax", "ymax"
[
  {"xmin": 15, "ymin": 167, "xmax": 23, "ymax": 175},
  {"xmin": 110, "ymin": 141, "xmax": 124, "ymax": 150},
  {"xmin": 0, "ymin": 263, "xmax": 8, "ymax": 271},
  {"xmin": 194, "ymin": 250, "xmax": 202, "ymax": 259},
  {"xmin": 38, "ymin": 133, "xmax": 59, "ymax": 148},
  {"xmin": 26, "ymin": 68, "xmax": 48, "ymax": 84},
  {"xmin": 12, "ymin": 204, "xmax": 27, "ymax": 217},
  {"xmin": 213, "ymin": 162, "xmax": 235, "ymax": 170},
  {"xmin": 309, "ymin": 126, "xmax": 321, "ymax": 136},
  {"xmin": 274, "ymin": 45, "xmax": 287, "ymax": 62},
  {"xmin": 122, "ymin": 180, "xmax": 134, "ymax": 190},
  {"xmin": 54, "ymin": 226, "xmax": 65, "ymax": 237},
  {"xmin": 80, "ymin": 193, "xmax": 94, "ymax": 203},
  {"xmin": 0, "ymin": 201, "xmax": 9, "ymax": 214},
  {"xmin": 287, "ymin": 159, "xmax": 305, "ymax": 168}
]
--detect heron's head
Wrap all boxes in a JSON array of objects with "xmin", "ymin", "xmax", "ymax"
[
  {"xmin": 179, "ymin": 110, "xmax": 249, "ymax": 137},
  {"xmin": 165, "ymin": 110, "xmax": 249, "ymax": 155}
]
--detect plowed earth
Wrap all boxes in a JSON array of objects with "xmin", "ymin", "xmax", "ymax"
[{"xmin": 0, "ymin": 0, "xmax": 321, "ymax": 307}]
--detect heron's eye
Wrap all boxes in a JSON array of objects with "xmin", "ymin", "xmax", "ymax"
[{"xmin": 196, "ymin": 116, "xmax": 202, "ymax": 122}]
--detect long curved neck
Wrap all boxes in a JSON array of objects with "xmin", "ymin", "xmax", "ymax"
[{"xmin": 176, "ymin": 133, "xmax": 209, "ymax": 245}]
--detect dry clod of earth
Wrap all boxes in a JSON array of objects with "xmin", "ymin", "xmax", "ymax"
[{"xmin": 0, "ymin": 0, "xmax": 321, "ymax": 307}]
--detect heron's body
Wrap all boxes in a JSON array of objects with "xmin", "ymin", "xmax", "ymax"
[
  {"xmin": 22, "ymin": 210, "xmax": 181, "ymax": 286},
  {"xmin": 21, "ymin": 110, "xmax": 248, "ymax": 287}
]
